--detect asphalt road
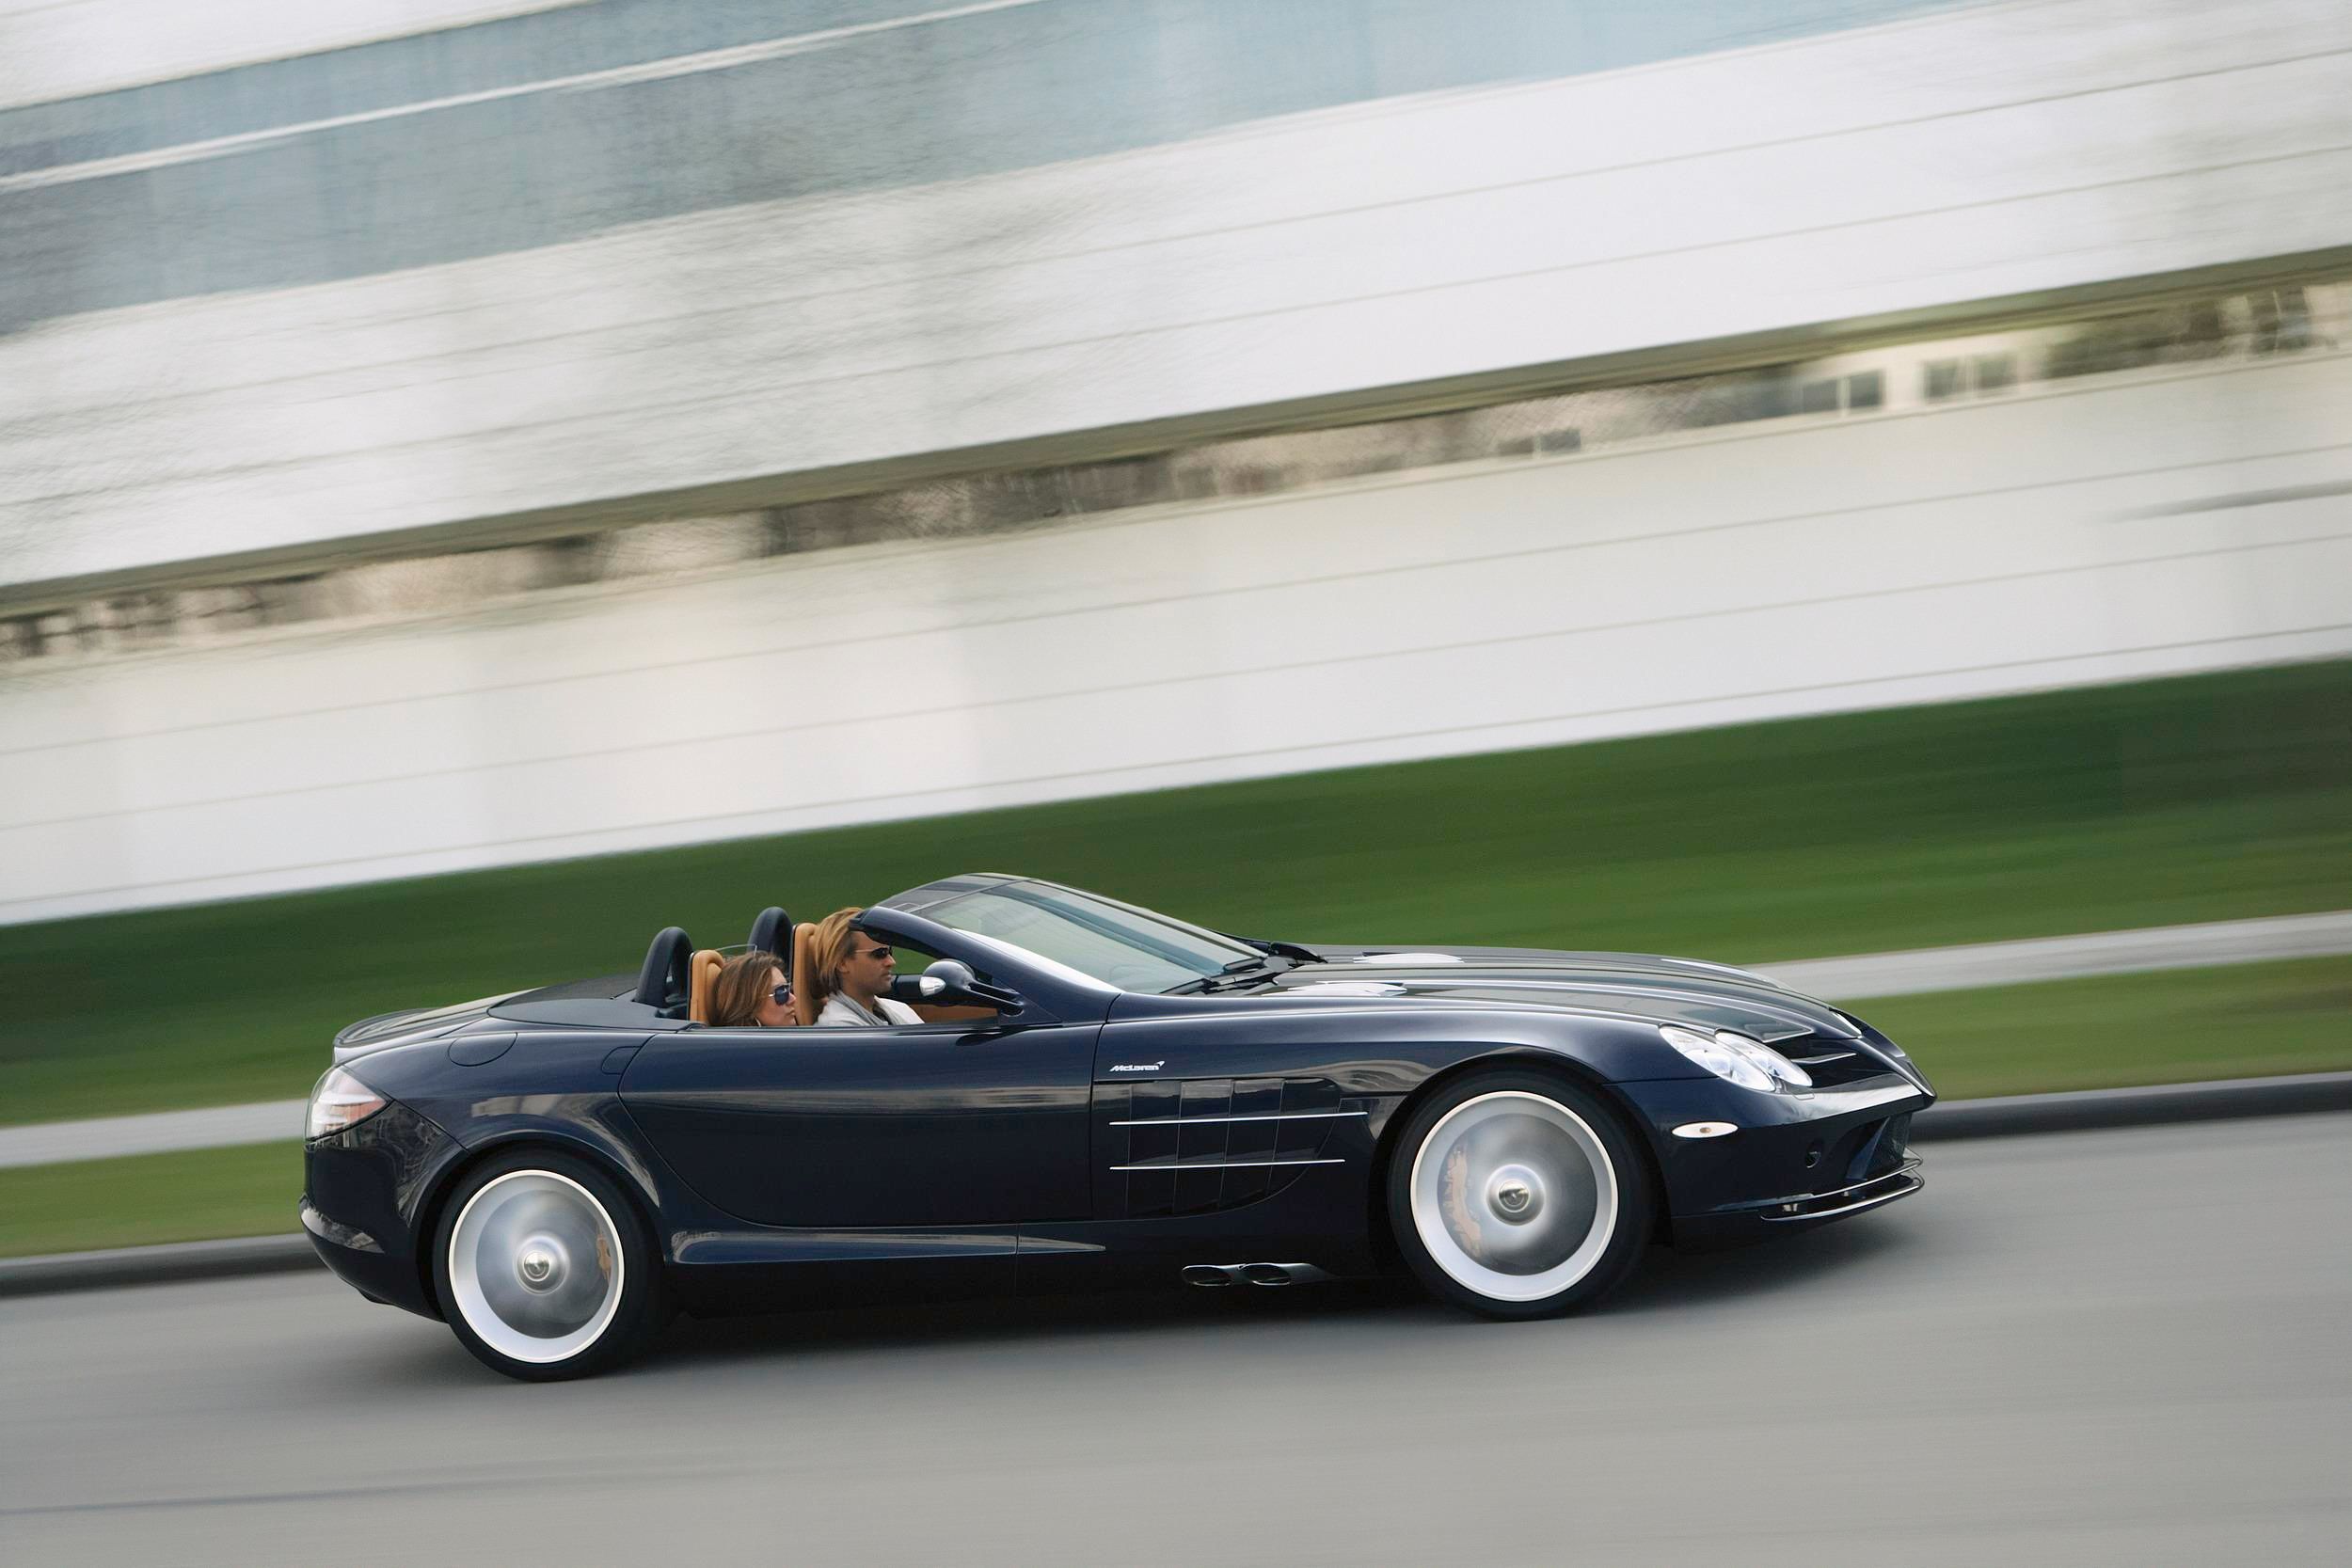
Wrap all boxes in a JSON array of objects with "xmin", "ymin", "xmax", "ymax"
[{"xmin": 3, "ymin": 1116, "xmax": 2346, "ymax": 1566}]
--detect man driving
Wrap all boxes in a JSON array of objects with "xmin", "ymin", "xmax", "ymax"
[{"xmin": 806, "ymin": 907, "xmax": 922, "ymax": 1026}]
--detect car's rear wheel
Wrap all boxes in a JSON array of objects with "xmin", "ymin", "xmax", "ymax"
[
  {"xmin": 431, "ymin": 1150, "xmax": 666, "ymax": 1381},
  {"xmin": 1386, "ymin": 1069, "xmax": 1652, "ymax": 1320}
]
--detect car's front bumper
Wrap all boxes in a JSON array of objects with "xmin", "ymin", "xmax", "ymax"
[{"xmin": 1614, "ymin": 1074, "xmax": 1932, "ymax": 1248}]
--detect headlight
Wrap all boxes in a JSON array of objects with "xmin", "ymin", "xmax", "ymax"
[
  {"xmin": 1660, "ymin": 1025, "xmax": 1813, "ymax": 1092},
  {"xmin": 307, "ymin": 1066, "xmax": 388, "ymax": 1139}
]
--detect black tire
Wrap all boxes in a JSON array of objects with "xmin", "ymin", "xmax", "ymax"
[
  {"xmin": 430, "ymin": 1148, "xmax": 668, "ymax": 1381},
  {"xmin": 1384, "ymin": 1069, "xmax": 1653, "ymax": 1321}
]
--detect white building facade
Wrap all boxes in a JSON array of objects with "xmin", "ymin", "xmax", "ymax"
[{"xmin": 2, "ymin": 0, "xmax": 2348, "ymax": 922}]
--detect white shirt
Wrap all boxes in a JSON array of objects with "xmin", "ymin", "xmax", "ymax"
[{"xmin": 816, "ymin": 992, "xmax": 922, "ymax": 1027}]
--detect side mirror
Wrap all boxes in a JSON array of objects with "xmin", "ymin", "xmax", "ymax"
[{"xmin": 905, "ymin": 959, "xmax": 1023, "ymax": 1013}]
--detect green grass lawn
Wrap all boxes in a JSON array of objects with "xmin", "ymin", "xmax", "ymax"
[
  {"xmin": 0, "ymin": 1142, "xmax": 298, "ymax": 1259},
  {"xmin": 1855, "ymin": 954, "xmax": 2352, "ymax": 1100},
  {"xmin": 3, "ymin": 659, "xmax": 2346, "ymax": 1127},
  {"xmin": 5, "ymin": 955, "xmax": 2342, "ymax": 1259}
]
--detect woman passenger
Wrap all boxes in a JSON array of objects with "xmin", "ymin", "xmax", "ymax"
[{"xmin": 709, "ymin": 950, "xmax": 794, "ymax": 1028}]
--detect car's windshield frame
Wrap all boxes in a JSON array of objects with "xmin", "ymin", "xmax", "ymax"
[{"xmin": 918, "ymin": 880, "xmax": 1262, "ymax": 994}]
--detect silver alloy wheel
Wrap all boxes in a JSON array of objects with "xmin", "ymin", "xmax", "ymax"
[
  {"xmin": 1407, "ymin": 1090, "xmax": 1618, "ymax": 1303},
  {"xmin": 447, "ymin": 1169, "xmax": 625, "ymax": 1365}
]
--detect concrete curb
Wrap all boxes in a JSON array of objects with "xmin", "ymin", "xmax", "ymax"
[
  {"xmin": 1910, "ymin": 1069, "xmax": 2352, "ymax": 1140},
  {"xmin": 5, "ymin": 1072, "xmax": 2349, "ymax": 1299},
  {"xmin": 0, "ymin": 1233, "xmax": 319, "ymax": 1299}
]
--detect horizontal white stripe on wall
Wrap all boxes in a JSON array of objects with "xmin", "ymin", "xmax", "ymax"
[
  {"xmin": 3, "ymin": 0, "xmax": 2348, "ymax": 593},
  {"xmin": 0, "ymin": 0, "xmax": 595, "ymax": 110}
]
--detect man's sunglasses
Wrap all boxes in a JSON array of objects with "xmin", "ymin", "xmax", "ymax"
[{"xmin": 852, "ymin": 943, "xmax": 893, "ymax": 960}]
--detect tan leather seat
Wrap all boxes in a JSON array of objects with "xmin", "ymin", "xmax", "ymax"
[
  {"xmin": 687, "ymin": 948, "xmax": 725, "ymax": 1025},
  {"xmin": 909, "ymin": 1001, "xmax": 994, "ymax": 1024},
  {"xmin": 790, "ymin": 924, "xmax": 821, "ymax": 1027}
]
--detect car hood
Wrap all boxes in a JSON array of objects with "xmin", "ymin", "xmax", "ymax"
[{"xmin": 1264, "ymin": 945, "xmax": 1856, "ymax": 1044}]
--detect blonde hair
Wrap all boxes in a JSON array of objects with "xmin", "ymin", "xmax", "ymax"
[
  {"xmin": 803, "ymin": 907, "xmax": 868, "ymax": 1009},
  {"xmin": 709, "ymin": 950, "xmax": 787, "ymax": 1028}
]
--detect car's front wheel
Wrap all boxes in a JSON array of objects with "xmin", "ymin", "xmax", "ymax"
[
  {"xmin": 431, "ymin": 1150, "xmax": 667, "ymax": 1380},
  {"xmin": 1386, "ymin": 1069, "xmax": 1653, "ymax": 1320}
]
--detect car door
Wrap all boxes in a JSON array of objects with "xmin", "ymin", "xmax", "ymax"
[{"xmin": 617, "ymin": 1014, "xmax": 1099, "ymax": 1228}]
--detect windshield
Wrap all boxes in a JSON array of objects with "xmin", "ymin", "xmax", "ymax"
[{"xmin": 921, "ymin": 881, "xmax": 1262, "ymax": 993}]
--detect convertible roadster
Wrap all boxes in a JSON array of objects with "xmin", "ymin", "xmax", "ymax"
[{"xmin": 303, "ymin": 875, "xmax": 1932, "ymax": 1379}]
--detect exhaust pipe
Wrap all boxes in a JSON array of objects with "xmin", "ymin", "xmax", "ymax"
[{"xmin": 1184, "ymin": 1261, "xmax": 1330, "ymax": 1288}]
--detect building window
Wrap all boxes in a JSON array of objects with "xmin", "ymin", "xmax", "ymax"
[{"xmin": 2249, "ymin": 287, "xmax": 2313, "ymax": 354}]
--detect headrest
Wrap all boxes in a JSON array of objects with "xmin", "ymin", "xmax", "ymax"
[
  {"xmin": 748, "ymin": 906, "xmax": 792, "ymax": 964},
  {"xmin": 688, "ymin": 949, "xmax": 725, "ymax": 1025},
  {"xmin": 636, "ymin": 926, "xmax": 691, "ymax": 1009},
  {"xmin": 790, "ymin": 923, "xmax": 820, "ymax": 1027}
]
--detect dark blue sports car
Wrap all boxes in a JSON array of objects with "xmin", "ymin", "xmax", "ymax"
[{"xmin": 303, "ymin": 875, "xmax": 1932, "ymax": 1379}]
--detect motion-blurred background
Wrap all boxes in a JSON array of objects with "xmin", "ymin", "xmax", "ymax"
[{"xmin": 0, "ymin": 0, "xmax": 2346, "ymax": 1255}]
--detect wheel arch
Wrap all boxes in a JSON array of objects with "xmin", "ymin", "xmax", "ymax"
[
  {"xmin": 1363, "ymin": 1048, "xmax": 1674, "ymax": 1271},
  {"xmin": 410, "ymin": 1130, "xmax": 664, "ymax": 1320}
]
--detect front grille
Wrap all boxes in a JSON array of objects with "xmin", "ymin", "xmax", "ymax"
[{"xmin": 1786, "ymin": 1038, "xmax": 1907, "ymax": 1089}]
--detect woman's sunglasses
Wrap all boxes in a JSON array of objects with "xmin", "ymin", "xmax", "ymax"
[{"xmin": 770, "ymin": 983, "xmax": 793, "ymax": 1005}]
